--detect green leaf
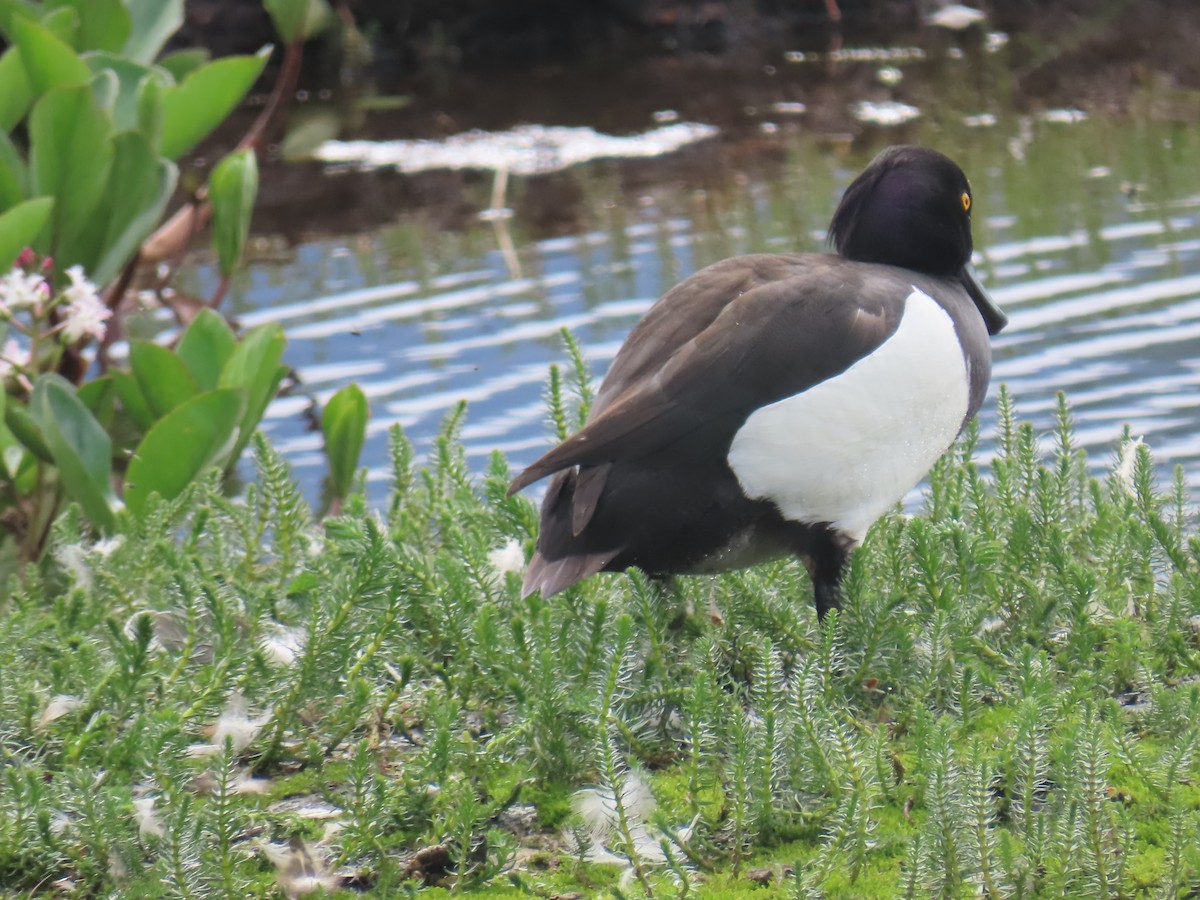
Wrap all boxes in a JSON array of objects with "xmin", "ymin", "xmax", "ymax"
[
  {"xmin": 264, "ymin": 0, "xmax": 333, "ymax": 44},
  {"xmin": 0, "ymin": 130, "xmax": 28, "ymax": 212},
  {"xmin": 77, "ymin": 374, "xmax": 115, "ymax": 427},
  {"xmin": 54, "ymin": 0, "xmax": 131, "ymax": 53},
  {"xmin": 0, "ymin": 47, "xmax": 33, "ymax": 131},
  {"xmin": 0, "ymin": 1, "xmax": 36, "ymax": 34},
  {"xmin": 176, "ymin": 309, "xmax": 237, "ymax": 391},
  {"xmin": 31, "ymin": 373, "xmax": 120, "ymax": 531},
  {"xmin": 82, "ymin": 52, "xmax": 170, "ymax": 133},
  {"xmin": 322, "ymin": 383, "xmax": 368, "ymax": 500},
  {"xmin": 122, "ymin": 0, "xmax": 183, "ymax": 64},
  {"xmin": 112, "ymin": 369, "xmax": 155, "ymax": 432},
  {"xmin": 10, "ymin": 13, "xmax": 91, "ymax": 94},
  {"xmin": 218, "ymin": 323, "xmax": 286, "ymax": 464},
  {"xmin": 28, "ymin": 84, "xmax": 113, "ymax": 261},
  {"xmin": 35, "ymin": 5, "xmax": 76, "ymax": 44},
  {"xmin": 209, "ymin": 148, "xmax": 257, "ymax": 277},
  {"xmin": 90, "ymin": 67, "xmax": 117, "ymax": 113},
  {"xmin": 88, "ymin": 131, "xmax": 177, "ymax": 285},
  {"xmin": 0, "ymin": 420, "xmax": 23, "ymax": 478},
  {"xmin": 135, "ymin": 68, "xmax": 168, "ymax": 149},
  {"xmin": 129, "ymin": 340, "xmax": 197, "ymax": 419},
  {"xmin": 160, "ymin": 47, "xmax": 270, "ymax": 160},
  {"xmin": 0, "ymin": 196, "xmax": 52, "ymax": 269},
  {"xmin": 157, "ymin": 47, "xmax": 207, "ymax": 82},
  {"xmin": 124, "ymin": 388, "xmax": 243, "ymax": 517},
  {"xmin": 4, "ymin": 399, "xmax": 53, "ymax": 462}
]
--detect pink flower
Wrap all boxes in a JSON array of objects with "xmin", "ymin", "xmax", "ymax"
[
  {"xmin": 16, "ymin": 247, "xmax": 35, "ymax": 268},
  {"xmin": 59, "ymin": 265, "xmax": 110, "ymax": 343}
]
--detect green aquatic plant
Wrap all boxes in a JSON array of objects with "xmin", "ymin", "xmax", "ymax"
[
  {"xmin": 0, "ymin": 390, "xmax": 1199, "ymax": 896},
  {"xmin": 0, "ymin": 1, "xmax": 369, "ymax": 568},
  {"xmin": 0, "ymin": 296, "xmax": 288, "ymax": 565},
  {"xmin": 0, "ymin": 2, "xmax": 268, "ymax": 288}
]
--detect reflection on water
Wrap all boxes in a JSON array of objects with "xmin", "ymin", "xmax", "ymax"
[{"xmin": 172, "ymin": 77, "xmax": 1200, "ymax": 501}]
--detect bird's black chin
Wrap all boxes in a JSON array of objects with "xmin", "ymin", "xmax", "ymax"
[{"xmin": 962, "ymin": 265, "xmax": 1007, "ymax": 335}]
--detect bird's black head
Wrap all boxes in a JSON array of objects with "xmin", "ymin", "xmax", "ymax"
[
  {"xmin": 829, "ymin": 145, "xmax": 1006, "ymax": 335},
  {"xmin": 829, "ymin": 146, "xmax": 974, "ymax": 274}
]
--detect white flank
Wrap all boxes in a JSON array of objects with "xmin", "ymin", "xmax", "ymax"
[{"xmin": 727, "ymin": 289, "xmax": 969, "ymax": 540}]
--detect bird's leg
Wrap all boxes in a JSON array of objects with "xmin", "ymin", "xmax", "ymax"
[
  {"xmin": 812, "ymin": 577, "xmax": 842, "ymax": 621},
  {"xmin": 802, "ymin": 527, "xmax": 853, "ymax": 621}
]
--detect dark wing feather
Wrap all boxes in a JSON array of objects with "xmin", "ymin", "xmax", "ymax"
[
  {"xmin": 509, "ymin": 257, "xmax": 909, "ymax": 499},
  {"xmin": 570, "ymin": 463, "xmax": 611, "ymax": 536},
  {"xmin": 588, "ymin": 257, "xmax": 767, "ymax": 415}
]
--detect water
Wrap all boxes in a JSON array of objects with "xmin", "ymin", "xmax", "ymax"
[{"xmin": 166, "ymin": 53, "xmax": 1200, "ymax": 502}]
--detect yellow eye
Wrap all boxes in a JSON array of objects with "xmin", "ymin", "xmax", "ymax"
[{"xmin": 961, "ymin": 192, "xmax": 972, "ymax": 213}]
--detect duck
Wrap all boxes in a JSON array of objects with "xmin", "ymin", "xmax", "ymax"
[{"xmin": 507, "ymin": 145, "xmax": 1007, "ymax": 619}]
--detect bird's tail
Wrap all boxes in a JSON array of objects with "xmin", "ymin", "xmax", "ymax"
[
  {"xmin": 521, "ymin": 546, "xmax": 617, "ymax": 598},
  {"xmin": 519, "ymin": 468, "xmax": 620, "ymax": 598}
]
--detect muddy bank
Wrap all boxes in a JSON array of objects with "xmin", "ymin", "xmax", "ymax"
[
  {"xmin": 182, "ymin": 0, "xmax": 1200, "ymax": 100},
  {"xmin": 178, "ymin": 0, "xmax": 1200, "ymax": 244}
]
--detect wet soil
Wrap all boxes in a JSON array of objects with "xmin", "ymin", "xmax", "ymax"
[
  {"xmin": 183, "ymin": 0, "xmax": 1200, "ymax": 100},
  {"xmin": 178, "ymin": 0, "xmax": 1200, "ymax": 243}
]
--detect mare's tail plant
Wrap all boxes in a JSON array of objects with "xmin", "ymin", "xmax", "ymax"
[{"xmin": 4, "ymin": 356, "xmax": 1200, "ymax": 896}]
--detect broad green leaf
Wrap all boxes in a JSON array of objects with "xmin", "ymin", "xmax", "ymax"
[
  {"xmin": 112, "ymin": 369, "xmax": 155, "ymax": 432},
  {"xmin": 35, "ymin": 5, "xmax": 76, "ymax": 44},
  {"xmin": 4, "ymin": 399, "xmax": 52, "ymax": 462},
  {"xmin": 135, "ymin": 69, "xmax": 168, "ymax": 149},
  {"xmin": 264, "ymin": 0, "xmax": 333, "ymax": 44},
  {"xmin": 0, "ymin": 419, "xmax": 14, "ymax": 476},
  {"xmin": 218, "ymin": 322, "xmax": 286, "ymax": 463},
  {"xmin": 209, "ymin": 149, "xmax": 257, "ymax": 277},
  {"xmin": 53, "ymin": 0, "xmax": 131, "ymax": 53},
  {"xmin": 1, "ymin": 431, "xmax": 25, "ymax": 480},
  {"xmin": 124, "ymin": 388, "xmax": 243, "ymax": 517},
  {"xmin": 0, "ymin": 196, "xmax": 52, "ymax": 269},
  {"xmin": 0, "ymin": 1, "xmax": 36, "ymax": 33},
  {"xmin": 77, "ymin": 374, "xmax": 115, "ymax": 427},
  {"xmin": 157, "ymin": 48, "xmax": 207, "ymax": 82},
  {"xmin": 28, "ymin": 84, "xmax": 113, "ymax": 262},
  {"xmin": 10, "ymin": 13, "xmax": 90, "ymax": 94},
  {"xmin": 176, "ymin": 309, "xmax": 237, "ymax": 391},
  {"xmin": 160, "ymin": 47, "xmax": 270, "ymax": 160},
  {"xmin": 89, "ymin": 132, "xmax": 177, "ymax": 285},
  {"xmin": 0, "ymin": 131, "xmax": 28, "ymax": 212},
  {"xmin": 0, "ymin": 47, "xmax": 33, "ymax": 131},
  {"xmin": 82, "ymin": 52, "xmax": 170, "ymax": 132},
  {"xmin": 322, "ymin": 383, "xmax": 367, "ymax": 500},
  {"xmin": 122, "ymin": 0, "xmax": 183, "ymax": 64},
  {"xmin": 0, "ymin": 336, "xmax": 7, "ymax": 457},
  {"xmin": 90, "ymin": 67, "xmax": 117, "ymax": 114},
  {"xmin": 129, "ymin": 340, "xmax": 197, "ymax": 419},
  {"xmin": 12, "ymin": 445, "xmax": 37, "ymax": 495},
  {"xmin": 32, "ymin": 373, "xmax": 120, "ymax": 531}
]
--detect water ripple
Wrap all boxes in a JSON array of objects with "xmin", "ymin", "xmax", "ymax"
[{"xmin": 230, "ymin": 146, "xmax": 1200, "ymax": 498}]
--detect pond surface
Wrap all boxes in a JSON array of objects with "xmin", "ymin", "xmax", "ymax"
[{"xmin": 168, "ymin": 36, "xmax": 1200, "ymax": 503}]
